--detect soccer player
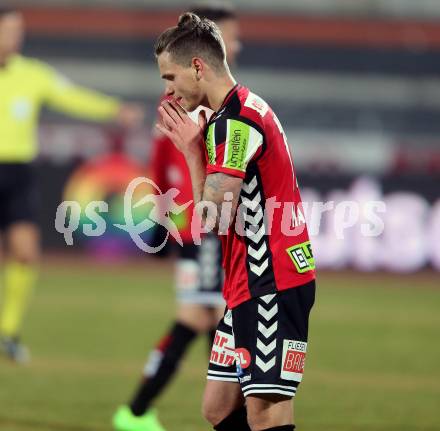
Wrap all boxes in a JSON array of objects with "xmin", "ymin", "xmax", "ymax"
[
  {"xmin": 155, "ymin": 13, "xmax": 316, "ymax": 431},
  {"xmin": 0, "ymin": 7, "xmax": 144, "ymax": 362},
  {"xmin": 112, "ymin": 5, "xmax": 240, "ymax": 431}
]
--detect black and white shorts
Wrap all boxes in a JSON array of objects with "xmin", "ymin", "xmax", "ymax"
[
  {"xmin": 175, "ymin": 233, "xmax": 224, "ymax": 306},
  {"xmin": 207, "ymin": 280, "xmax": 316, "ymax": 398}
]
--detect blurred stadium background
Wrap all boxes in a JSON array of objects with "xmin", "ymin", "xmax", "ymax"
[{"xmin": 0, "ymin": 1, "xmax": 439, "ymax": 430}]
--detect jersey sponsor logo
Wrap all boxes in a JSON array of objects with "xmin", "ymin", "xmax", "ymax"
[
  {"xmin": 244, "ymin": 92, "xmax": 269, "ymax": 117},
  {"xmin": 235, "ymin": 347, "xmax": 251, "ymax": 369},
  {"xmin": 239, "ymin": 374, "xmax": 252, "ymax": 383},
  {"xmin": 206, "ymin": 123, "xmax": 216, "ymax": 165},
  {"xmin": 222, "ymin": 120, "xmax": 263, "ymax": 172},
  {"xmin": 286, "ymin": 240, "xmax": 315, "ymax": 273},
  {"xmin": 210, "ymin": 330, "xmax": 235, "ymax": 367},
  {"xmin": 281, "ymin": 339, "xmax": 307, "ymax": 382},
  {"xmin": 225, "ymin": 120, "xmax": 249, "ymax": 171}
]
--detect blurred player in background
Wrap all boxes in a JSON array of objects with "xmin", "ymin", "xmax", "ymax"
[
  {"xmin": 0, "ymin": 7, "xmax": 144, "ymax": 363},
  {"xmin": 112, "ymin": 4, "xmax": 240, "ymax": 431},
  {"xmin": 156, "ymin": 12, "xmax": 315, "ymax": 431}
]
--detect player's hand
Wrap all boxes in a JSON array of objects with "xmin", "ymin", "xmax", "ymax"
[
  {"xmin": 156, "ymin": 99, "xmax": 207, "ymax": 156},
  {"xmin": 116, "ymin": 103, "xmax": 145, "ymax": 128}
]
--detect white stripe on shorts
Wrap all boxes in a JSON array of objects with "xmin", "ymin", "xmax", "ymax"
[
  {"xmin": 207, "ymin": 375, "xmax": 239, "ymax": 382},
  {"xmin": 208, "ymin": 370, "xmax": 238, "ymax": 377},
  {"xmin": 243, "ymin": 388, "xmax": 297, "ymax": 397},
  {"xmin": 241, "ymin": 383, "xmax": 297, "ymax": 392}
]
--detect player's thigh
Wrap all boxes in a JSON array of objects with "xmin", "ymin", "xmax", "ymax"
[
  {"xmin": 246, "ymin": 394, "xmax": 293, "ymax": 430},
  {"xmin": 206, "ymin": 308, "xmax": 243, "ymax": 423},
  {"xmin": 214, "ymin": 303, "xmax": 226, "ymax": 323},
  {"xmin": 202, "ymin": 379, "xmax": 244, "ymax": 425},
  {"xmin": 6, "ymin": 222, "xmax": 40, "ymax": 263},
  {"xmin": 176, "ymin": 303, "xmax": 216, "ymax": 332}
]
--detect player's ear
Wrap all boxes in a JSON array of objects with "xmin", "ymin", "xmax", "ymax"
[{"xmin": 192, "ymin": 58, "xmax": 203, "ymax": 81}]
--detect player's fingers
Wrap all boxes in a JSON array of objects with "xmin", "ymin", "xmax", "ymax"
[
  {"xmin": 161, "ymin": 101, "xmax": 183, "ymax": 124},
  {"xmin": 174, "ymin": 101, "xmax": 196, "ymax": 127},
  {"xmin": 158, "ymin": 106, "xmax": 176, "ymax": 130},
  {"xmin": 170, "ymin": 100, "xmax": 187, "ymax": 118},
  {"xmin": 156, "ymin": 123, "xmax": 174, "ymax": 140}
]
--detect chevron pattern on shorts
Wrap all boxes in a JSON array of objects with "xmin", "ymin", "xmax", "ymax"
[
  {"xmin": 240, "ymin": 176, "xmax": 270, "ymax": 278},
  {"xmin": 256, "ymin": 293, "xmax": 278, "ymax": 373}
]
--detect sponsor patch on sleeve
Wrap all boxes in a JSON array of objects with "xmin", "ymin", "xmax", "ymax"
[
  {"xmin": 222, "ymin": 120, "xmax": 262, "ymax": 172},
  {"xmin": 206, "ymin": 123, "xmax": 216, "ymax": 165},
  {"xmin": 280, "ymin": 339, "xmax": 307, "ymax": 382},
  {"xmin": 286, "ymin": 240, "xmax": 315, "ymax": 273},
  {"xmin": 244, "ymin": 91, "xmax": 269, "ymax": 117}
]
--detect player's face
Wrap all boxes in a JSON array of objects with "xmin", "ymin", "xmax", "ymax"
[
  {"xmin": 217, "ymin": 18, "xmax": 241, "ymax": 66},
  {"xmin": 157, "ymin": 51, "xmax": 203, "ymax": 112},
  {"xmin": 0, "ymin": 12, "xmax": 24, "ymax": 59}
]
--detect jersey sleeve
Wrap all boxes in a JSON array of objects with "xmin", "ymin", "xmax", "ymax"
[
  {"xmin": 40, "ymin": 62, "xmax": 121, "ymax": 121},
  {"xmin": 205, "ymin": 117, "xmax": 263, "ymax": 179}
]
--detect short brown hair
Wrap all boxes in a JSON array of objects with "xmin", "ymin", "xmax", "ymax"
[{"xmin": 155, "ymin": 12, "xmax": 226, "ymax": 71}]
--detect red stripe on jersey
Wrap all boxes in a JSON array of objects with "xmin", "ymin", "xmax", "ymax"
[{"xmin": 206, "ymin": 165, "xmax": 246, "ymax": 179}]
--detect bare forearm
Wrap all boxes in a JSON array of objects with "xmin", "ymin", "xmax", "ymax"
[
  {"xmin": 201, "ymin": 173, "xmax": 243, "ymax": 232},
  {"xmin": 184, "ymin": 150, "xmax": 207, "ymax": 205}
]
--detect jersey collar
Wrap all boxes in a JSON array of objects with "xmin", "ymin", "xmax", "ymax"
[
  {"xmin": 217, "ymin": 83, "xmax": 240, "ymax": 112},
  {"xmin": 206, "ymin": 84, "xmax": 240, "ymax": 126}
]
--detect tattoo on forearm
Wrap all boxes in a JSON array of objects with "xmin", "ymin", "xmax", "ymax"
[{"xmin": 201, "ymin": 173, "xmax": 242, "ymax": 231}]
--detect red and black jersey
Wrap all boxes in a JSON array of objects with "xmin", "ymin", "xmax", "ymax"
[{"xmin": 204, "ymin": 84, "xmax": 315, "ymax": 309}]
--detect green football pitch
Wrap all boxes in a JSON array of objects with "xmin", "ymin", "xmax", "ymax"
[{"xmin": 0, "ymin": 256, "xmax": 439, "ymax": 431}]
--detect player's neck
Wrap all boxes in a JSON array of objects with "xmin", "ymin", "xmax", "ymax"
[{"xmin": 206, "ymin": 74, "xmax": 237, "ymax": 112}]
